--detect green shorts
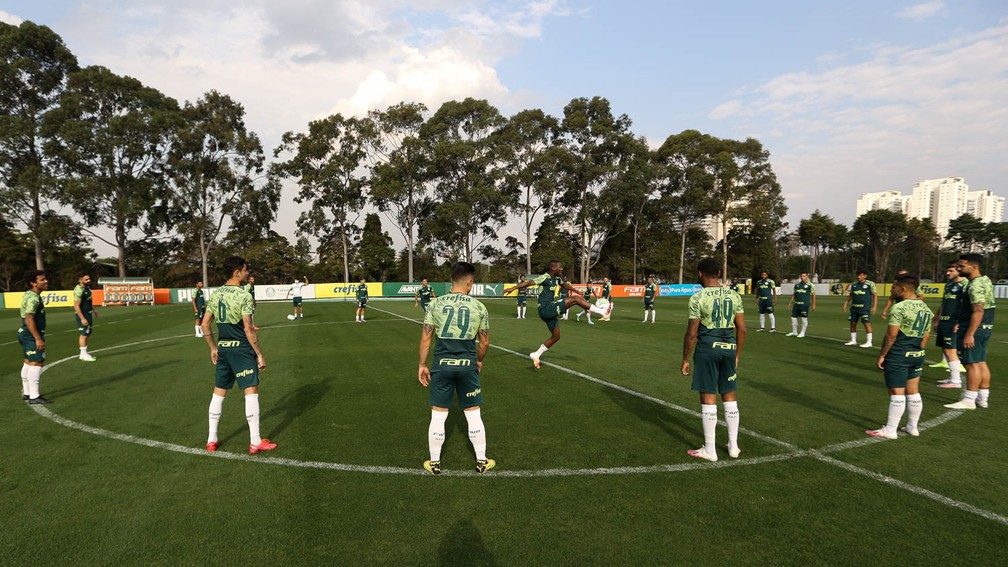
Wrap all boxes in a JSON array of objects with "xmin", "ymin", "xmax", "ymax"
[
  {"xmin": 215, "ymin": 344, "xmax": 260, "ymax": 390},
  {"xmin": 848, "ymin": 309, "xmax": 870, "ymax": 324},
  {"xmin": 791, "ymin": 304, "xmax": 809, "ymax": 318},
  {"xmin": 691, "ymin": 344, "xmax": 738, "ymax": 394},
  {"xmin": 883, "ymin": 351, "xmax": 925, "ymax": 388},
  {"xmin": 429, "ymin": 357, "xmax": 482, "ymax": 408},
  {"xmin": 420, "ymin": 301, "xmax": 430, "ymax": 312},
  {"xmin": 357, "ymin": 298, "xmax": 367, "ymax": 308},
  {"xmin": 958, "ymin": 327, "xmax": 992, "ymax": 364},
  {"xmin": 644, "ymin": 299, "xmax": 655, "ymax": 310},
  {"xmin": 935, "ymin": 324, "xmax": 957, "ymax": 350},
  {"xmin": 18, "ymin": 328, "xmax": 46, "ymax": 363},
  {"xmin": 194, "ymin": 308, "xmax": 205, "ymax": 322},
  {"xmin": 538, "ymin": 300, "xmax": 567, "ymax": 332},
  {"xmin": 517, "ymin": 295, "xmax": 527, "ymax": 306},
  {"xmin": 75, "ymin": 313, "xmax": 94, "ymax": 336},
  {"xmin": 758, "ymin": 299, "xmax": 774, "ymax": 314},
  {"xmin": 293, "ymin": 297, "xmax": 303, "ymax": 307}
]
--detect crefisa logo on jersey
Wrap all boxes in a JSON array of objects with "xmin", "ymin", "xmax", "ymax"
[{"xmin": 40, "ymin": 292, "xmax": 69, "ymax": 305}]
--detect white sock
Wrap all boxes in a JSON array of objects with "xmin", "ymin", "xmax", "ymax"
[
  {"xmin": 428, "ymin": 410, "xmax": 449, "ymax": 460},
  {"xmin": 800, "ymin": 319, "xmax": 808, "ymax": 335},
  {"xmin": 207, "ymin": 394, "xmax": 225, "ymax": 443},
  {"xmin": 586, "ymin": 313, "xmax": 592, "ymax": 323},
  {"xmin": 978, "ymin": 389, "xmax": 990, "ymax": 403},
  {"xmin": 521, "ymin": 306, "xmax": 526, "ymax": 318},
  {"xmin": 791, "ymin": 318, "xmax": 798, "ymax": 334},
  {"xmin": 723, "ymin": 401, "xmax": 740, "ymax": 450},
  {"xmin": 195, "ymin": 325, "xmax": 202, "ymax": 336},
  {"xmin": 850, "ymin": 332, "xmax": 857, "ymax": 342},
  {"xmin": 701, "ymin": 404, "xmax": 718, "ymax": 455},
  {"xmin": 79, "ymin": 346, "xmax": 89, "ymax": 357},
  {"xmin": 651, "ymin": 310, "xmax": 656, "ymax": 323},
  {"xmin": 533, "ymin": 344, "xmax": 548, "ymax": 358},
  {"xmin": 906, "ymin": 393, "xmax": 923, "ymax": 429},
  {"xmin": 27, "ymin": 365, "xmax": 41, "ymax": 399},
  {"xmin": 884, "ymin": 395, "xmax": 906, "ymax": 434},
  {"xmin": 769, "ymin": 314, "xmax": 776, "ymax": 329},
  {"xmin": 759, "ymin": 314, "xmax": 766, "ymax": 329},
  {"xmin": 21, "ymin": 363, "xmax": 30, "ymax": 396},
  {"xmin": 589, "ymin": 304, "xmax": 606, "ymax": 315},
  {"xmin": 245, "ymin": 393, "xmax": 262, "ymax": 445},
  {"xmin": 518, "ymin": 306, "xmax": 522, "ymax": 317},
  {"xmin": 963, "ymin": 390, "xmax": 979, "ymax": 402},
  {"xmin": 464, "ymin": 408, "xmax": 487, "ymax": 461},
  {"xmin": 942, "ymin": 353, "xmax": 948, "ymax": 363},
  {"xmin": 577, "ymin": 311, "xmax": 582, "ymax": 320},
  {"xmin": 865, "ymin": 333, "xmax": 873, "ymax": 345},
  {"xmin": 949, "ymin": 360, "xmax": 962, "ymax": 382},
  {"xmin": 642, "ymin": 310, "xmax": 647, "ymax": 322}
]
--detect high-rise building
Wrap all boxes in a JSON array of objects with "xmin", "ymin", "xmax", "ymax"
[{"xmin": 855, "ymin": 191, "xmax": 909, "ymax": 216}]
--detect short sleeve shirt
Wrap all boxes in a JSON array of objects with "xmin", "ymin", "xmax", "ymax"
[
  {"xmin": 423, "ymin": 293, "xmax": 490, "ymax": 358},
  {"xmin": 756, "ymin": 279, "xmax": 775, "ymax": 300},
  {"xmin": 960, "ymin": 275, "xmax": 996, "ymax": 327},
  {"xmin": 74, "ymin": 284, "xmax": 93, "ymax": 314},
  {"xmin": 418, "ymin": 285, "xmax": 433, "ymax": 303},
  {"xmin": 792, "ymin": 282, "xmax": 814, "ymax": 306},
  {"xmin": 533, "ymin": 273, "xmax": 561, "ymax": 308},
  {"xmin": 688, "ymin": 287, "xmax": 745, "ymax": 347},
  {"xmin": 356, "ymin": 284, "xmax": 368, "ymax": 300},
  {"xmin": 206, "ymin": 286, "xmax": 254, "ymax": 344},
  {"xmin": 644, "ymin": 283, "xmax": 657, "ymax": 301},
  {"xmin": 887, "ymin": 299, "xmax": 934, "ymax": 356},
  {"xmin": 848, "ymin": 281, "xmax": 877, "ymax": 310},
  {"xmin": 291, "ymin": 282, "xmax": 305, "ymax": 298},
  {"xmin": 20, "ymin": 290, "xmax": 46, "ymax": 332},
  {"xmin": 194, "ymin": 288, "xmax": 206, "ymax": 309}
]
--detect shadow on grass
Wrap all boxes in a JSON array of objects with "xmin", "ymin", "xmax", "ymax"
[
  {"xmin": 47, "ymin": 362, "xmax": 163, "ymax": 398},
  {"xmin": 219, "ymin": 381, "xmax": 332, "ymax": 446},
  {"xmin": 602, "ymin": 387, "xmax": 696, "ymax": 448},
  {"xmin": 746, "ymin": 381, "xmax": 875, "ymax": 427},
  {"xmin": 438, "ymin": 518, "xmax": 497, "ymax": 567}
]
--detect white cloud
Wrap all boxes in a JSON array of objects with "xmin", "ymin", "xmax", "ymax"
[
  {"xmin": 897, "ymin": 0, "xmax": 946, "ymax": 21},
  {"xmin": 709, "ymin": 100, "xmax": 741, "ymax": 120},
  {"xmin": 0, "ymin": 10, "xmax": 24, "ymax": 24}
]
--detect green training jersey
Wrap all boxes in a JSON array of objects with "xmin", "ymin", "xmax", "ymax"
[
  {"xmin": 73, "ymin": 284, "xmax": 93, "ymax": 314},
  {"xmin": 242, "ymin": 283, "xmax": 255, "ymax": 296},
  {"xmin": 792, "ymin": 282, "xmax": 814, "ymax": 306},
  {"xmin": 959, "ymin": 275, "xmax": 996, "ymax": 327},
  {"xmin": 560, "ymin": 281, "xmax": 570, "ymax": 298},
  {"xmin": 848, "ymin": 281, "xmax": 876, "ymax": 310},
  {"xmin": 20, "ymin": 290, "xmax": 46, "ymax": 332},
  {"xmin": 756, "ymin": 278, "xmax": 775, "ymax": 300},
  {"xmin": 583, "ymin": 287, "xmax": 593, "ymax": 301},
  {"xmin": 644, "ymin": 283, "xmax": 657, "ymax": 301},
  {"xmin": 887, "ymin": 299, "xmax": 933, "ymax": 356},
  {"xmin": 533, "ymin": 272, "xmax": 562, "ymax": 308},
  {"xmin": 516, "ymin": 281, "xmax": 528, "ymax": 297},
  {"xmin": 356, "ymin": 283, "xmax": 368, "ymax": 300},
  {"xmin": 206, "ymin": 285, "xmax": 254, "ymax": 345},
  {"xmin": 688, "ymin": 286, "xmax": 744, "ymax": 346},
  {"xmin": 418, "ymin": 285, "xmax": 433, "ymax": 303},
  {"xmin": 602, "ymin": 282, "xmax": 612, "ymax": 299},
  {"xmin": 728, "ymin": 283, "xmax": 741, "ymax": 293},
  {"xmin": 939, "ymin": 278, "xmax": 967, "ymax": 323},
  {"xmin": 194, "ymin": 288, "xmax": 206, "ymax": 309},
  {"xmin": 423, "ymin": 292, "xmax": 490, "ymax": 358}
]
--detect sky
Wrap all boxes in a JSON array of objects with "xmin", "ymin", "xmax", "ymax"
[{"xmin": 2, "ymin": 0, "xmax": 1007, "ymax": 258}]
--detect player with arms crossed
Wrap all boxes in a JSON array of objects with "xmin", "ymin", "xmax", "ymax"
[
  {"xmin": 418, "ymin": 262, "xmax": 493, "ymax": 475},
  {"xmin": 681, "ymin": 258, "xmax": 746, "ymax": 461},
  {"xmin": 867, "ymin": 274, "xmax": 933, "ymax": 439},
  {"xmin": 514, "ymin": 275, "xmax": 529, "ymax": 319},
  {"xmin": 414, "ymin": 278, "xmax": 436, "ymax": 312},
  {"xmin": 787, "ymin": 272, "xmax": 816, "ymax": 338},
  {"xmin": 842, "ymin": 270, "xmax": 877, "ymax": 347},
  {"xmin": 193, "ymin": 281, "xmax": 206, "ymax": 337},
  {"xmin": 355, "ymin": 278, "xmax": 368, "ymax": 322},
  {"xmin": 754, "ymin": 271, "xmax": 776, "ymax": 332},
  {"xmin": 73, "ymin": 272, "xmax": 97, "ymax": 361},
  {"xmin": 504, "ymin": 261, "xmax": 609, "ymax": 368},
  {"xmin": 19, "ymin": 270, "xmax": 52, "ymax": 404},
  {"xmin": 642, "ymin": 275, "xmax": 657, "ymax": 323},
  {"xmin": 202, "ymin": 256, "xmax": 275, "ymax": 454},
  {"xmin": 932, "ymin": 262, "xmax": 967, "ymax": 387},
  {"xmin": 945, "ymin": 254, "xmax": 996, "ymax": 410}
]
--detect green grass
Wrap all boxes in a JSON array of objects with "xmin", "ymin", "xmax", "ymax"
[{"xmin": 1, "ymin": 295, "xmax": 1006, "ymax": 566}]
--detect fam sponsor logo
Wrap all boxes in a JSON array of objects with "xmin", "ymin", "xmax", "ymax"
[
  {"xmin": 40, "ymin": 292, "xmax": 69, "ymax": 305},
  {"xmin": 624, "ymin": 285, "xmax": 645, "ymax": 297}
]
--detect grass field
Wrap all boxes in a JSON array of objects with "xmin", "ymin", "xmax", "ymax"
[{"xmin": 2, "ymin": 293, "xmax": 1006, "ymax": 566}]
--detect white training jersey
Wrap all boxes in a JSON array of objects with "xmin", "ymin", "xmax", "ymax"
[{"xmin": 291, "ymin": 281, "xmax": 304, "ymax": 298}]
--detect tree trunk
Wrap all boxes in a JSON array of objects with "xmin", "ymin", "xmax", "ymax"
[
  {"xmin": 632, "ymin": 221, "xmax": 639, "ymax": 285},
  {"xmin": 678, "ymin": 227, "xmax": 687, "ymax": 284},
  {"xmin": 721, "ymin": 217, "xmax": 729, "ymax": 278},
  {"xmin": 341, "ymin": 221, "xmax": 350, "ymax": 282},
  {"xmin": 200, "ymin": 229, "xmax": 209, "ymax": 286},
  {"xmin": 116, "ymin": 226, "xmax": 127, "ymax": 277},
  {"xmin": 32, "ymin": 189, "xmax": 44, "ymax": 270},
  {"xmin": 407, "ymin": 192, "xmax": 415, "ymax": 282}
]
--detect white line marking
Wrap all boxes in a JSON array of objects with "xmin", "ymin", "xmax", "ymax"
[{"xmin": 816, "ymin": 410, "xmax": 963, "ymax": 454}]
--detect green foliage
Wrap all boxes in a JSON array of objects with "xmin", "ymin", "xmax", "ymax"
[
  {"xmin": 852, "ymin": 209, "xmax": 908, "ymax": 281},
  {"xmin": 357, "ymin": 213, "xmax": 396, "ymax": 281}
]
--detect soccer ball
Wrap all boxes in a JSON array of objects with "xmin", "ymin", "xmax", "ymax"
[
  {"xmin": 287, "ymin": 314, "xmax": 296, "ymax": 320},
  {"xmin": 596, "ymin": 298, "xmax": 610, "ymax": 310}
]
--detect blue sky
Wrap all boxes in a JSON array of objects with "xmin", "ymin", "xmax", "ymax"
[{"xmin": 2, "ymin": 0, "xmax": 1006, "ymax": 254}]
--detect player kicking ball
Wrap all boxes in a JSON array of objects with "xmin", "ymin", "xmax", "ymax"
[
  {"xmin": 867, "ymin": 274, "xmax": 933, "ymax": 439},
  {"xmin": 504, "ymin": 260, "xmax": 610, "ymax": 369}
]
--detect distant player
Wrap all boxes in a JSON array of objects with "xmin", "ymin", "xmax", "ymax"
[
  {"xmin": 600, "ymin": 277, "xmax": 613, "ymax": 321},
  {"xmin": 560, "ymin": 276, "xmax": 570, "ymax": 320},
  {"xmin": 881, "ymin": 269, "xmax": 920, "ymax": 318},
  {"xmin": 504, "ymin": 260, "xmax": 610, "ymax": 369},
  {"xmin": 515, "ymin": 274, "xmax": 529, "ymax": 319},
  {"xmin": 18, "ymin": 270, "xmax": 52, "ymax": 404},
  {"xmin": 355, "ymin": 278, "xmax": 368, "ymax": 323},
  {"xmin": 842, "ymin": 270, "xmax": 877, "ymax": 348},
  {"xmin": 787, "ymin": 272, "xmax": 816, "ymax": 338},
  {"xmin": 289, "ymin": 276, "xmax": 308, "ymax": 319},
  {"xmin": 867, "ymin": 274, "xmax": 933, "ymax": 439},
  {"xmin": 575, "ymin": 284, "xmax": 595, "ymax": 324},
  {"xmin": 202, "ymin": 256, "xmax": 275, "ymax": 455},
  {"xmin": 680, "ymin": 257, "xmax": 745, "ymax": 461},
  {"xmin": 243, "ymin": 275, "xmax": 259, "ymax": 330},
  {"xmin": 728, "ymin": 277, "xmax": 742, "ymax": 293},
  {"xmin": 415, "ymin": 278, "xmax": 436, "ymax": 312},
  {"xmin": 642, "ymin": 276, "xmax": 657, "ymax": 323},
  {"xmin": 945, "ymin": 254, "xmax": 996, "ymax": 410},
  {"xmin": 934, "ymin": 262, "xmax": 968, "ymax": 388},
  {"xmin": 418, "ymin": 262, "xmax": 493, "ymax": 475},
  {"xmin": 754, "ymin": 271, "xmax": 776, "ymax": 332},
  {"xmin": 73, "ymin": 272, "xmax": 97, "ymax": 361},
  {"xmin": 192, "ymin": 281, "xmax": 206, "ymax": 338}
]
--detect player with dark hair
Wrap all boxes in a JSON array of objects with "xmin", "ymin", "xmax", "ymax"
[
  {"xmin": 754, "ymin": 271, "xmax": 776, "ymax": 332},
  {"xmin": 575, "ymin": 283, "xmax": 596, "ymax": 325},
  {"xmin": 515, "ymin": 274, "xmax": 529, "ymax": 319},
  {"xmin": 418, "ymin": 262, "xmax": 493, "ymax": 475},
  {"xmin": 290, "ymin": 276, "xmax": 308, "ymax": 320},
  {"xmin": 945, "ymin": 254, "xmax": 996, "ymax": 410},
  {"xmin": 355, "ymin": 277, "xmax": 368, "ymax": 322},
  {"xmin": 681, "ymin": 257, "xmax": 745, "ymax": 461},
  {"xmin": 242, "ymin": 275, "xmax": 259, "ymax": 330},
  {"xmin": 867, "ymin": 274, "xmax": 933, "ymax": 439},
  {"xmin": 192, "ymin": 281, "xmax": 206, "ymax": 338},
  {"xmin": 202, "ymin": 256, "xmax": 274, "ymax": 454},
  {"xmin": 73, "ymin": 272, "xmax": 97, "ymax": 361},
  {"xmin": 842, "ymin": 270, "xmax": 877, "ymax": 347},
  {"xmin": 643, "ymin": 275, "xmax": 657, "ymax": 323},
  {"xmin": 19, "ymin": 270, "xmax": 52, "ymax": 404},
  {"xmin": 787, "ymin": 272, "xmax": 816, "ymax": 338},
  {"xmin": 933, "ymin": 262, "xmax": 967, "ymax": 387},
  {"xmin": 505, "ymin": 260, "xmax": 610, "ymax": 368},
  {"xmin": 600, "ymin": 277, "xmax": 613, "ymax": 321},
  {"xmin": 414, "ymin": 278, "xmax": 436, "ymax": 312}
]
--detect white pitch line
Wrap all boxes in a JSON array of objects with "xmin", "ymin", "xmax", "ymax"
[{"xmin": 817, "ymin": 410, "xmax": 963, "ymax": 454}]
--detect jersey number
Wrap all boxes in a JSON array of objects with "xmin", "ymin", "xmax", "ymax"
[
  {"xmin": 217, "ymin": 303, "xmax": 227, "ymax": 321},
  {"xmin": 440, "ymin": 305, "xmax": 471, "ymax": 338},
  {"xmin": 911, "ymin": 310, "xmax": 933, "ymax": 334},
  {"xmin": 712, "ymin": 298, "xmax": 734, "ymax": 327}
]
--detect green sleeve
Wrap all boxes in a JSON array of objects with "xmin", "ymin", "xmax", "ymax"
[{"xmin": 532, "ymin": 273, "xmax": 550, "ymax": 285}]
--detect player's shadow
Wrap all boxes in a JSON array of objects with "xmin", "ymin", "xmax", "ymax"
[
  {"xmin": 438, "ymin": 518, "xmax": 497, "ymax": 567},
  {"xmin": 745, "ymin": 381, "xmax": 874, "ymax": 427},
  {"xmin": 444, "ymin": 412, "xmax": 474, "ymax": 457},
  {"xmin": 47, "ymin": 362, "xmax": 162, "ymax": 397},
  {"xmin": 219, "ymin": 381, "xmax": 331, "ymax": 445},
  {"xmin": 601, "ymin": 387, "xmax": 695, "ymax": 448}
]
